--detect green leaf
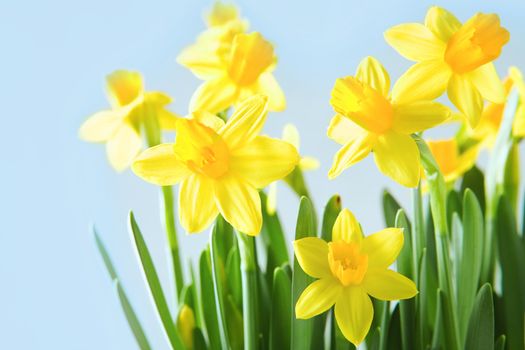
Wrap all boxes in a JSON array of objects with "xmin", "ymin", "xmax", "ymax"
[
  {"xmin": 460, "ymin": 166, "xmax": 485, "ymax": 210},
  {"xmin": 93, "ymin": 228, "xmax": 152, "ymax": 350},
  {"xmin": 496, "ymin": 196, "xmax": 525, "ymax": 350},
  {"xmin": 128, "ymin": 212, "xmax": 185, "ymax": 350},
  {"xmin": 387, "ymin": 304, "xmax": 402, "ymax": 350},
  {"xmin": 225, "ymin": 242, "xmax": 242, "ymax": 310},
  {"xmin": 291, "ymin": 196, "xmax": 316, "ymax": 350},
  {"xmin": 431, "ymin": 290, "xmax": 444, "ymax": 349},
  {"xmin": 225, "ymin": 294, "xmax": 244, "ymax": 350},
  {"xmin": 269, "ymin": 266, "xmax": 291, "ymax": 350},
  {"xmin": 465, "ymin": 284, "xmax": 494, "ymax": 350},
  {"xmin": 199, "ymin": 248, "xmax": 221, "ymax": 350},
  {"xmin": 321, "ymin": 195, "xmax": 342, "ymax": 241},
  {"xmin": 446, "ymin": 190, "xmax": 462, "ymax": 232},
  {"xmin": 494, "ymin": 335, "xmax": 506, "ymax": 350},
  {"xmin": 382, "ymin": 190, "xmax": 402, "ymax": 227},
  {"xmin": 333, "ymin": 310, "xmax": 355, "ymax": 350},
  {"xmin": 458, "ymin": 190, "xmax": 484, "ymax": 342},
  {"xmin": 210, "ymin": 221, "xmax": 231, "ymax": 349},
  {"xmin": 503, "ymin": 143, "xmax": 520, "ymax": 212}
]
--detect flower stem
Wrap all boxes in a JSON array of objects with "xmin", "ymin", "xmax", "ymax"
[{"xmin": 236, "ymin": 232, "xmax": 259, "ymax": 350}]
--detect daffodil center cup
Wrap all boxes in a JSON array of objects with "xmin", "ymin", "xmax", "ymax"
[
  {"xmin": 174, "ymin": 119, "xmax": 230, "ymax": 178},
  {"xmin": 444, "ymin": 13, "xmax": 509, "ymax": 74},
  {"xmin": 328, "ymin": 241, "xmax": 368, "ymax": 286}
]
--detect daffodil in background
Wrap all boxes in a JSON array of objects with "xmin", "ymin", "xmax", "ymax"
[
  {"xmin": 427, "ymin": 138, "xmax": 480, "ymax": 184},
  {"xmin": 294, "ymin": 208, "xmax": 417, "ymax": 346},
  {"xmin": 267, "ymin": 124, "xmax": 320, "ymax": 214},
  {"xmin": 472, "ymin": 67, "xmax": 525, "ymax": 146},
  {"xmin": 132, "ymin": 95, "xmax": 298, "ymax": 235},
  {"xmin": 79, "ymin": 70, "xmax": 179, "ymax": 171},
  {"xmin": 177, "ymin": 305, "xmax": 195, "ymax": 350},
  {"xmin": 328, "ymin": 56, "xmax": 450, "ymax": 187},
  {"xmin": 385, "ymin": 6, "xmax": 510, "ymax": 127}
]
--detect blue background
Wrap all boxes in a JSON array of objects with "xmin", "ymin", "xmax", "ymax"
[{"xmin": 1, "ymin": 1, "xmax": 524, "ymax": 349}]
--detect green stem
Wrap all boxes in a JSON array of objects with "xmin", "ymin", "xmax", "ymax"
[
  {"xmin": 412, "ymin": 186, "xmax": 424, "ymax": 284},
  {"xmin": 237, "ymin": 232, "xmax": 259, "ymax": 350}
]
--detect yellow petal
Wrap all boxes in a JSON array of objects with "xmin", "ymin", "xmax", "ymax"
[
  {"xmin": 106, "ymin": 124, "xmax": 143, "ymax": 172},
  {"xmin": 355, "ymin": 56, "xmax": 390, "ymax": 96},
  {"xmin": 266, "ymin": 182, "xmax": 277, "ymax": 215},
  {"xmin": 219, "ymin": 94, "xmax": 268, "ymax": 149},
  {"xmin": 282, "ymin": 123, "xmax": 300, "ymax": 149},
  {"xmin": 384, "ymin": 23, "xmax": 446, "ymax": 62},
  {"xmin": 334, "ymin": 287, "xmax": 373, "ymax": 346},
  {"xmin": 448, "ymin": 73, "xmax": 483, "ymax": 127},
  {"xmin": 189, "ymin": 75, "xmax": 238, "ymax": 114},
  {"xmin": 392, "ymin": 101, "xmax": 450, "ymax": 134},
  {"xmin": 229, "ymin": 135, "xmax": 299, "ymax": 188},
  {"xmin": 254, "ymin": 72, "xmax": 286, "ymax": 111},
  {"xmin": 144, "ymin": 91, "xmax": 172, "ymax": 106},
  {"xmin": 190, "ymin": 110, "xmax": 226, "ymax": 131},
  {"xmin": 228, "ymin": 32, "xmax": 275, "ymax": 86},
  {"xmin": 425, "ymin": 6, "xmax": 462, "ymax": 42},
  {"xmin": 214, "ymin": 176, "xmax": 262, "ymax": 235},
  {"xmin": 468, "ymin": 63, "xmax": 505, "ymax": 103},
  {"xmin": 205, "ymin": 2, "xmax": 240, "ymax": 27},
  {"xmin": 300, "ymin": 157, "xmax": 320, "ymax": 171},
  {"xmin": 513, "ymin": 105, "xmax": 525, "ymax": 138},
  {"xmin": 79, "ymin": 110, "xmax": 122, "ymax": 142},
  {"xmin": 179, "ymin": 174, "xmax": 218, "ymax": 233},
  {"xmin": 372, "ymin": 132, "xmax": 420, "ymax": 187},
  {"xmin": 449, "ymin": 144, "xmax": 481, "ymax": 182},
  {"xmin": 176, "ymin": 43, "xmax": 225, "ymax": 80},
  {"xmin": 295, "ymin": 278, "xmax": 342, "ymax": 319},
  {"xmin": 327, "ymin": 115, "xmax": 365, "ymax": 145},
  {"xmin": 293, "ymin": 237, "xmax": 332, "ymax": 278},
  {"xmin": 157, "ymin": 109, "xmax": 181, "ymax": 131},
  {"xmin": 106, "ymin": 70, "xmax": 143, "ymax": 108},
  {"xmin": 328, "ymin": 131, "xmax": 374, "ymax": 179},
  {"xmin": 362, "ymin": 228, "xmax": 404, "ymax": 269},
  {"xmin": 392, "ymin": 60, "xmax": 451, "ymax": 104},
  {"xmin": 363, "ymin": 269, "xmax": 418, "ymax": 300},
  {"xmin": 332, "ymin": 209, "xmax": 362, "ymax": 244},
  {"xmin": 132, "ymin": 144, "xmax": 190, "ymax": 186}
]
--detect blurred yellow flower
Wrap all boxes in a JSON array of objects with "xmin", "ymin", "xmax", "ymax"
[
  {"xmin": 293, "ymin": 209, "xmax": 417, "ymax": 346},
  {"xmin": 177, "ymin": 305, "xmax": 195, "ymax": 350},
  {"xmin": 79, "ymin": 70, "xmax": 178, "ymax": 171},
  {"xmin": 267, "ymin": 124, "xmax": 319, "ymax": 214},
  {"xmin": 472, "ymin": 67, "xmax": 525, "ymax": 146},
  {"xmin": 205, "ymin": 2, "xmax": 242, "ymax": 28},
  {"xmin": 327, "ymin": 56, "xmax": 450, "ymax": 187},
  {"xmin": 385, "ymin": 6, "xmax": 509, "ymax": 127},
  {"xmin": 184, "ymin": 32, "xmax": 285, "ymax": 114},
  {"xmin": 427, "ymin": 138, "xmax": 480, "ymax": 184},
  {"xmin": 132, "ymin": 95, "xmax": 298, "ymax": 235}
]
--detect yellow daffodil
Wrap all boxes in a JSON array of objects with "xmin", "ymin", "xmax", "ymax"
[
  {"xmin": 205, "ymin": 2, "xmax": 243, "ymax": 28},
  {"xmin": 177, "ymin": 305, "xmax": 195, "ymax": 350},
  {"xmin": 267, "ymin": 124, "xmax": 320, "ymax": 214},
  {"xmin": 473, "ymin": 67, "xmax": 525, "ymax": 146},
  {"xmin": 132, "ymin": 95, "xmax": 299, "ymax": 235},
  {"xmin": 294, "ymin": 208, "xmax": 417, "ymax": 346},
  {"xmin": 327, "ymin": 56, "xmax": 450, "ymax": 187},
  {"xmin": 385, "ymin": 6, "xmax": 510, "ymax": 127},
  {"xmin": 427, "ymin": 138, "xmax": 480, "ymax": 184},
  {"xmin": 180, "ymin": 31, "xmax": 285, "ymax": 114},
  {"xmin": 79, "ymin": 70, "xmax": 179, "ymax": 171}
]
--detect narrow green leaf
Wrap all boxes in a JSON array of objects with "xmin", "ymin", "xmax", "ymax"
[
  {"xmin": 321, "ymin": 195, "xmax": 342, "ymax": 241},
  {"xmin": 460, "ymin": 166, "xmax": 485, "ymax": 210},
  {"xmin": 333, "ymin": 310, "xmax": 355, "ymax": 350},
  {"xmin": 446, "ymin": 190, "xmax": 462, "ymax": 232},
  {"xmin": 260, "ymin": 191, "xmax": 289, "ymax": 278},
  {"xmin": 496, "ymin": 196, "xmax": 525, "ymax": 350},
  {"xmin": 193, "ymin": 328, "xmax": 208, "ymax": 350},
  {"xmin": 459, "ymin": 190, "xmax": 484, "ymax": 342},
  {"xmin": 378, "ymin": 301, "xmax": 390, "ymax": 350},
  {"xmin": 269, "ymin": 266, "xmax": 291, "ymax": 350},
  {"xmin": 128, "ymin": 212, "xmax": 185, "ymax": 350},
  {"xmin": 367, "ymin": 327, "xmax": 381, "ymax": 350},
  {"xmin": 225, "ymin": 295, "xmax": 244, "ymax": 350},
  {"xmin": 199, "ymin": 248, "xmax": 221, "ymax": 350},
  {"xmin": 382, "ymin": 190, "xmax": 402, "ymax": 227},
  {"xmin": 210, "ymin": 222, "xmax": 231, "ymax": 349},
  {"xmin": 417, "ymin": 249, "xmax": 429, "ymax": 349},
  {"xmin": 387, "ymin": 304, "xmax": 402, "ymax": 350},
  {"xmin": 494, "ymin": 335, "xmax": 506, "ymax": 350},
  {"xmin": 431, "ymin": 290, "xmax": 444, "ymax": 349},
  {"xmin": 465, "ymin": 284, "xmax": 494, "ymax": 350},
  {"xmin": 225, "ymin": 242, "xmax": 242, "ymax": 309},
  {"xmin": 291, "ymin": 196, "xmax": 316, "ymax": 350}
]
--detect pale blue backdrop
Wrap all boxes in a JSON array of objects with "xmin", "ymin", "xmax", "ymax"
[{"xmin": 1, "ymin": 0, "xmax": 524, "ymax": 349}]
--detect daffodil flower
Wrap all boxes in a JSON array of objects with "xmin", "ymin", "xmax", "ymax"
[
  {"xmin": 267, "ymin": 124, "xmax": 319, "ymax": 214},
  {"xmin": 427, "ymin": 138, "xmax": 480, "ymax": 184},
  {"xmin": 79, "ymin": 70, "xmax": 178, "ymax": 171},
  {"xmin": 293, "ymin": 208, "xmax": 417, "ymax": 346},
  {"xmin": 385, "ymin": 6, "xmax": 510, "ymax": 127},
  {"xmin": 327, "ymin": 56, "xmax": 450, "ymax": 187},
  {"xmin": 472, "ymin": 67, "xmax": 525, "ymax": 146},
  {"xmin": 180, "ymin": 31, "xmax": 285, "ymax": 114},
  {"xmin": 132, "ymin": 95, "xmax": 299, "ymax": 235},
  {"xmin": 205, "ymin": 2, "xmax": 243, "ymax": 28},
  {"xmin": 177, "ymin": 305, "xmax": 195, "ymax": 349}
]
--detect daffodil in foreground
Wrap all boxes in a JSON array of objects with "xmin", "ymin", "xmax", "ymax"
[
  {"xmin": 472, "ymin": 66, "xmax": 525, "ymax": 146},
  {"xmin": 328, "ymin": 56, "xmax": 450, "ymax": 187},
  {"xmin": 267, "ymin": 124, "xmax": 319, "ymax": 214},
  {"xmin": 427, "ymin": 138, "xmax": 480, "ymax": 184},
  {"xmin": 79, "ymin": 70, "xmax": 178, "ymax": 171},
  {"xmin": 385, "ymin": 6, "xmax": 510, "ymax": 127},
  {"xmin": 132, "ymin": 95, "xmax": 299, "ymax": 235},
  {"xmin": 294, "ymin": 209, "xmax": 417, "ymax": 346},
  {"xmin": 184, "ymin": 32, "xmax": 285, "ymax": 114}
]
